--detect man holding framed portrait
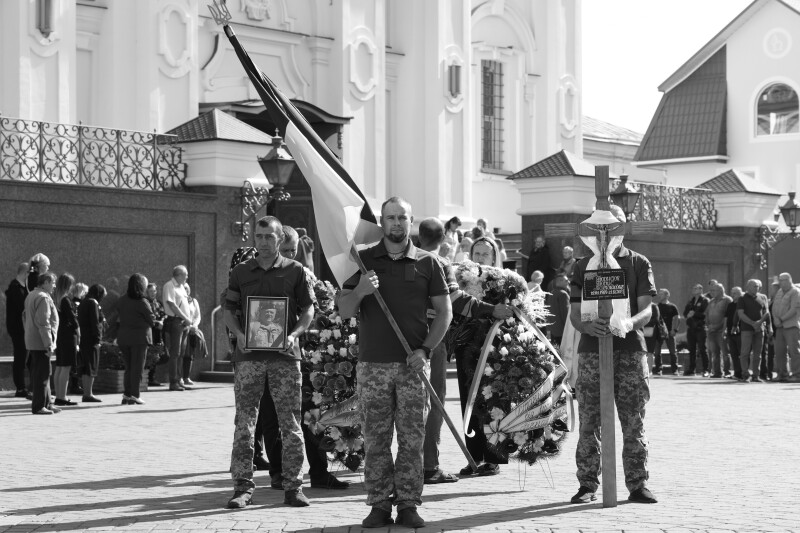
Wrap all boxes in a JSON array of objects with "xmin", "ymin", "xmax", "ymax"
[
  {"xmin": 246, "ymin": 298, "xmax": 287, "ymax": 350},
  {"xmin": 224, "ymin": 216, "xmax": 315, "ymax": 510}
]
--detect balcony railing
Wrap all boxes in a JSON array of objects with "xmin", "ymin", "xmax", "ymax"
[
  {"xmin": 610, "ymin": 178, "xmax": 717, "ymax": 231},
  {"xmin": 0, "ymin": 115, "xmax": 186, "ymax": 191}
]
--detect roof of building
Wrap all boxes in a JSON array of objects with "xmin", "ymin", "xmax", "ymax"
[
  {"xmin": 697, "ymin": 169, "xmax": 782, "ymax": 195},
  {"xmin": 508, "ymin": 149, "xmax": 598, "ymax": 179},
  {"xmin": 659, "ymin": 0, "xmax": 800, "ymax": 93},
  {"xmin": 634, "ymin": 48, "xmax": 727, "ymax": 163},
  {"xmin": 167, "ymin": 108, "xmax": 273, "ymax": 144},
  {"xmin": 582, "ymin": 116, "xmax": 643, "ymax": 145}
]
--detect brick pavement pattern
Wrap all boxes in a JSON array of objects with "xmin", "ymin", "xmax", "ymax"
[{"xmin": 1, "ymin": 374, "xmax": 798, "ymax": 532}]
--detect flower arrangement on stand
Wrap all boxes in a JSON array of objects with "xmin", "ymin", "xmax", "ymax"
[
  {"xmin": 452, "ymin": 261, "xmax": 572, "ymax": 465},
  {"xmin": 300, "ymin": 275, "xmax": 364, "ymax": 472}
]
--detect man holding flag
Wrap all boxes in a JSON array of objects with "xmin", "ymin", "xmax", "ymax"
[{"xmin": 338, "ymin": 198, "xmax": 452, "ymax": 529}]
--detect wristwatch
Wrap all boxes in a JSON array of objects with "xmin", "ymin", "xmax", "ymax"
[{"xmin": 419, "ymin": 345, "xmax": 432, "ymax": 359}]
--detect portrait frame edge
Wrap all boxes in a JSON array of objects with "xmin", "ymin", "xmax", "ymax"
[{"xmin": 244, "ymin": 295, "xmax": 289, "ymax": 351}]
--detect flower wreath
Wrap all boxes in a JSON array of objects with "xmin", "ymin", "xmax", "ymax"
[
  {"xmin": 299, "ymin": 273, "xmax": 364, "ymax": 472},
  {"xmin": 452, "ymin": 261, "xmax": 573, "ymax": 465}
]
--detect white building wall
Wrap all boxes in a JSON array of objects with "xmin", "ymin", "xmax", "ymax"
[
  {"xmin": 0, "ymin": 0, "xmax": 581, "ymax": 233},
  {"xmin": 725, "ymin": 1, "xmax": 800, "ymax": 195}
]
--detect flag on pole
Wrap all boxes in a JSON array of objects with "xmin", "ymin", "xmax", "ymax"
[{"xmin": 221, "ymin": 24, "xmax": 383, "ymax": 287}]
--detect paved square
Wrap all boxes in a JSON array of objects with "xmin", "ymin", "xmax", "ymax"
[{"xmin": 1, "ymin": 374, "xmax": 797, "ymax": 532}]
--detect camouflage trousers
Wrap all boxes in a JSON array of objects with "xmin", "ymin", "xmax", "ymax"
[
  {"xmin": 357, "ymin": 361, "xmax": 429, "ymax": 511},
  {"xmin": 575, "ymin": 350, "xmax": 650, "ymax": 492},
  {"xmin": 231, "ymin": 358, "xmax": 304, "ymax": 493}
]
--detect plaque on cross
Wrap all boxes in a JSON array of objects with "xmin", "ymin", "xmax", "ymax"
[{"xmin": 544, "ymin": 165, "xmax": 663, "ymax": 508}]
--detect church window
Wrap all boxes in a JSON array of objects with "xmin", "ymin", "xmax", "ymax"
[
  {"xmin": 481, "ymin": 60, "xmax": 504, "ymax": 170},
  {"xmin": 756, "ymin": 83, "xmax": 799, "ymax": 136}
]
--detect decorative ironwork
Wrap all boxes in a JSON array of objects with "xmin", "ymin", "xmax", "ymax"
[
  {"xmin": 757, "ymin": 222, "xmax": 800, "ymax": 270},
  {"xmin": 234, "ymin": 180, "xmax": 271, "ymax": 242},
  {"xmin": 0, "ymin": 115, "xmax": 186, "ymax": 191},
  {"xmin": 609, "ymin": 178, "xmax": 716, "ymax": 231}
]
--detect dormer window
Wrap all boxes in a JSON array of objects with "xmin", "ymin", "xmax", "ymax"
[{"xmin": 756, "ymin": 83, "xmax": 799, "ymax": 136}]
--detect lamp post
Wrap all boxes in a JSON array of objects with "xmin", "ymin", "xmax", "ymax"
[
  {"xmin": 609, "ymin": 174, "xmax": 641, "ymax": 220},
  {"xmin": 234, "ymin": 132, "xmax": 297, "ymax": 241},
  {"xmin": 257, "ymin": 132, "xmax": 295, "ymax": 203},
  {"xmin": 757, "ymin": 192, "xmax": 800, "ymax": 278}
]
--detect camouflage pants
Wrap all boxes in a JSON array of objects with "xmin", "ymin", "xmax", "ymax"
[
  {"xmin": 357, "ymin": 361, "xmax": 429, "ymax": 511},
  {"xmin": 575, "ymin": 350, "xmax": 650, "ymax": 492},
  {"xmin": 231, "ymin": 358, "xmax": 304, "ymax": 493}
]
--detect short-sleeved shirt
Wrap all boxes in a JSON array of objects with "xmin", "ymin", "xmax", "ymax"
[
  {"xmin": 658, "ymin": 302, "xmax": 680, "ymax": 330},
  {"xmin": 162, "ymin": 278, "xmax": 189, "ymax": 318},
  {"xmin": 737, "ymin": 292, "xmax": 768, "ymax": 332},
  {"xmin": 225, "ymin": 255, "xmax": 313, "ymax": 362},
  {"xmin": 343, "ymin": 240, "xmax": 448, "ymax": 363},
  {"xmin": 570, "ymin": 244, "xmax": 657, "ymax": 352}
]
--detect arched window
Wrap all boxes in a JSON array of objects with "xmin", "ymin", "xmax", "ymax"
[{"xmin": 756, "ymin": 83, "xmax": 799, "ymax": 136}]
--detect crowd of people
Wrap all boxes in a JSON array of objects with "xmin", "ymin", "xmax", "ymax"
[
  {"xmin": 661, "ymin": 275, "xmax": 800, "ymax": 382},
  {"xmin": 10, "ymin": 207, "xmax": 799, "ymax": 523},
  {"xmin": 4, "ymin": 254, "xmax": 208, "ymax": 414}
]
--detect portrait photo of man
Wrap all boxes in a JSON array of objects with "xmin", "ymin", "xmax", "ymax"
[{"xmin": 246, "ymin": 298, "xmax": 287, "ymax": 350}]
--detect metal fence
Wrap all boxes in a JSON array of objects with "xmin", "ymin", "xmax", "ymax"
[
  {"xmin": 0, "ymin": 115, "xmax": 186, "ymax": 191},
  {"xmin": 611, "ymin": 178, "xmax": 717, "ymax": 231}
]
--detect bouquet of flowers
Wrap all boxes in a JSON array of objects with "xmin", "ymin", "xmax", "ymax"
[
  {"xmin": 453, "ymin": 261, "xmax": 572, "ymax": 465},
  {"xmin": 300, "ymin": 278, "xmax": 364, "ymax": 471}
]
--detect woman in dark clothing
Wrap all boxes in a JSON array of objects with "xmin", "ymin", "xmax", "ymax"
[
  {"xmin": 145, "ymin": 282, "xmax": 167, "ymax": 386},
  {"xmin": 54, "ymin": 273, "xmax": 79, "ymax": 406},
  {"xmin": 116, "ymin": 273, "xmax": 155, "ymax": 405},
  {"xmin": 78, "ymin": 284, "xmax": 106, "ymax": 402},
  {"xmin": 5, "ymin": 262, "xmax": 30, "ymax": 397}
]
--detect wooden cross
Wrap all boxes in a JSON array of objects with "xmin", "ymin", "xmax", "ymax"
[{"xmin": 544, "ymin": 165, "xmax": 662, "ymax": 507}]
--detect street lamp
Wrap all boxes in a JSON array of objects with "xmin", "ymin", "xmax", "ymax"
[
  {"xmin": 778, "ymin": 191, "xmax": 800, "ymax": 233},
  {"xmin": 609, "ymin": 174, "xmax": 641, "ymax": 219},
  {"xmin": 233, "ymin": 132, "xmax": 297, "ymax": 241},
  {"xmin": 757, "ymin": 191, "xmax": 800, "ymax": 271},
  {"xmin": 257, "ymin": 131, "xmax": 296, "ymax": 202}
]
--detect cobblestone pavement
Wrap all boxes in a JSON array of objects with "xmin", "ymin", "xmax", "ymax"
[{"xmin": 1, "ymin": 373, "xmax": 798, "ymax": 533}]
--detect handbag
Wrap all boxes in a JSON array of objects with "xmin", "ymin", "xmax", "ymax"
[{"xmin": 643, "ymin": 326, "xmax": 655, "ymax": 338}]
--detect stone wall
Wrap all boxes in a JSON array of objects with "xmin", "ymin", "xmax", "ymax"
[{"xmin": 0, "ymin": 180, "xmax": 244, "ymax": 376}]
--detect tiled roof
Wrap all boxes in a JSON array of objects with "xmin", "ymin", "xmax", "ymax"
[
  {"xmin": 634, "ymin": 48, "xmax": 727, "ymax": 163},
  {"xmin": 660, "ymin": 0, "xmax": 800, "ymax": 92},
  {"xmin": 698, "ymin": 169, "xmax": 782, "ymax": 195},
  {"xmin": 508, "ymin": 149, "xmax": 597, "ymax": 180},
  {"xmin": 167, "ymin": 109, "xmax": 273, "ymax": 144},
  {"xmin": 583, "ymin": 116, "xmax": 643, "ymax": 145}
]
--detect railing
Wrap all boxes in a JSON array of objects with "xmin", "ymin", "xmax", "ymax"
[
  {"xmin": 0, "ymin": 114, "xmax": 186, "ymax": 191},
  {"xmin": 611, "ymin": 178, "xmax": 717, "ymax": 231}
]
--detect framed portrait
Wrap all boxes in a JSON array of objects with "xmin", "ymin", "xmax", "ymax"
[{"xmin": 244, "ymin": 296, "xmax": 289, "ymax": 351}]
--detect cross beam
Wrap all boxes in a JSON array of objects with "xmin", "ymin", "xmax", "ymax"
[{"xmin": 544, "ymin": 165, "xmax": 662, "ymax": 507}]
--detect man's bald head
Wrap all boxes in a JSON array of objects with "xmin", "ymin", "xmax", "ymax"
[{"xmin": 418, "ymin": 217, "xmax": 445, "ymax": 251}]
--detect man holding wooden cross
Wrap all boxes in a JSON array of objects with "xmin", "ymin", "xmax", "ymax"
[{"xmin": 568, "ymin": 204, "xmax": 658, "ymax": 505}]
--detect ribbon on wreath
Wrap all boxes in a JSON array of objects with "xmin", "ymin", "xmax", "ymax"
[
  {"xmin": 579, "ymin": 233, "xmax": 633, "ymax": 338},
  {"xmin": 318, "ymin": 395, "xmax": 362, "ymax": 428},
  {"xmin": 462, "ymin": 306, "xmax": 573, "ymax": 440}
]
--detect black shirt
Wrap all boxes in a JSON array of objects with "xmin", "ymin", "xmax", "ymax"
[
  {"xmin": 658, "ymin": 302, "xmax": 680, "ymax": 331},
  {"xmin": 4, "ymin": 279, "xmax": 28, "ymax": 337},
  {"xmin": 570, "ymin": 244, "xmax": 657, "ymax": 352},
  {"xmin": 684, "ymin": 296, "xmax": 709, "ymax": 330}
]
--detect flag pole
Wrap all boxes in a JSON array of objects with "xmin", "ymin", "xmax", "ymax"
[{"xmin": 349, "ymin": 245, "xmax": 479, "ymax": 473}]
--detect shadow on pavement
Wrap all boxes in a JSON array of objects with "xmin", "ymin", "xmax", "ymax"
[
  {"xmin": 0, "ymin": 490, "xmax": 292, "ymax": 531},
  {"xmin": 290, "ymin": 499, "xmax": 632, "ymax": 533},
  {"xmin": 0, "ymin": 471, "xmax": 230, "ymax": 492}
]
